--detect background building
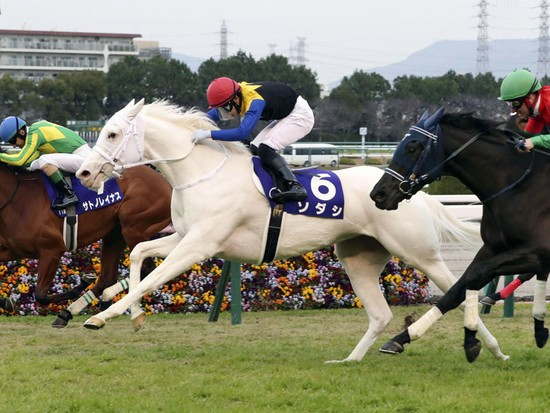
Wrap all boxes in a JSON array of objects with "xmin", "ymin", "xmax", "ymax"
[{"xmin": 0, "ymin": 29, "xmax": 171, "ymax": 81}]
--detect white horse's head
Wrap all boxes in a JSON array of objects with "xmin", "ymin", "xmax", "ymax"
[{"xmin": 77, "ymin": 98, "xmax": 146, "ymax": 190}]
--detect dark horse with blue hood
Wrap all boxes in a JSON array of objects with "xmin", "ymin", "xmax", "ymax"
[{"xmin": 370, "ymin": 108, "xmax": 549, "ymax": 362}]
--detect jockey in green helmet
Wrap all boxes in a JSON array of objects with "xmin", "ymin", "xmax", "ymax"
[{"xmin": 499, "ymin": 69, "xmax": 550, "ymax": 152}]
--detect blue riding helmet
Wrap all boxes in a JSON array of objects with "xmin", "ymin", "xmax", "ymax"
[{"xmin": 0, "ymin": 116, "xmax": 26, "ymax": 144}]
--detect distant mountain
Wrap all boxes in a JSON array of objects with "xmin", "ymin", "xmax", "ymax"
[
  {"xmin": 172, "ymin": 52, "xmax": 204, "ymax": 72},
  {"xmin": 173, "ymin": 39, "xmax": 542, "ymax": 88},
  {"xmin": 368, "ymin": 38, "xmax": 540, "ymax": 83}
]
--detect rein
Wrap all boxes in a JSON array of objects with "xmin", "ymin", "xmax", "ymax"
[
  {"xmin": 481, "ymin": 144, "xmax": 535, "ymax": 203},
  {"xmin": 171, "ymin": 142, "xmax": 228, "ymax": 191},
  {"xmin": 389, "ymin": 124, "xmax": 537, "ymax": 204},
  {"xmin": 0, "ymin": 173, "xmax": 20, "ymax": 213},
  {"xmin": 94, "ymin": 114, "xmax": 228, "ymax": 191},
  {"xmin": 389, "ymin": 130, "xmax": 486, "ymax": 196}
]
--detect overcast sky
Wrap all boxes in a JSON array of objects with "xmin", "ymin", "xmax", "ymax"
[{"xmin": 0, "ymin": 0, "xmax": 542, "ymax": 84}]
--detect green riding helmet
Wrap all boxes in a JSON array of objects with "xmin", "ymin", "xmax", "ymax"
[{"xmin": 499, "ymin": 69, "xmax": 542, "ymax": 101}]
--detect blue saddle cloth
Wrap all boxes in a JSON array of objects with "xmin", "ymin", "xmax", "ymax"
[
  {"xmin": 252, "ymin": 157, "xmax": 344, "ymax": 219},
  {"xmin": 41, "ymin": 174, "xmax": 124, "ymax": 217}
]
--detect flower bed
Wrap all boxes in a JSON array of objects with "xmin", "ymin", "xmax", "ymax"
[{"xmin": 0, "ymin": 243, "xmax": 430, "ymax": 316}]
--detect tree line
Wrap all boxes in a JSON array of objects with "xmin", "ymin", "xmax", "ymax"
[{"xmin": 1, "ymin": 51, "xmax": 544, "ymax": 143}]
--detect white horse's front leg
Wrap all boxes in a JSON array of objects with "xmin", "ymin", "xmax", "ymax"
[
  {"xmin": 83, "ymin": 235, "xmax": 215, "ymax": 330},
  {"xmin": 128, "ymin": 233, "xmax": 182, "ymax": 331}
]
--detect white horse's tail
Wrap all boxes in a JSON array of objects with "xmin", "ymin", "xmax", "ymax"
[{"xmin": 418, "ymin": 192, "xmax": 482, "ymax": 249}]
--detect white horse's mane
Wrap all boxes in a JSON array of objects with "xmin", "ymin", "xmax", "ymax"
[{"xmin": 142, "ymin": 100, "xmax": 251, "ymax": 155}]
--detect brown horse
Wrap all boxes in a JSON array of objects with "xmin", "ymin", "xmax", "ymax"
[{"xmin": 0, "ymin": 164, "xmax": 172, "ymax": 327}]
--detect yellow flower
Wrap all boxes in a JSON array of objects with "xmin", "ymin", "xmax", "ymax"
[
  {"xmin": 18, "ymin": 283, "xmax": 29, "ymax": 294},
  {"xmin": 301, "ymin": 286, "xmax": 314, "ymax": 299},
  {"xmin": 172, "ymin": 294, "xmax": 186, "ymax": 305}
]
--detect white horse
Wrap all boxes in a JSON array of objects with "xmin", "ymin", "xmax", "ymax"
[{"xmin": 76, "ymin": 99, "xmax": 508, "ymax": 362}]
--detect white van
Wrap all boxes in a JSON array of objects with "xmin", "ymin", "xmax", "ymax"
[{"xmin": 281, "ymin": 143, "xmax": 339, "ymax": 167}]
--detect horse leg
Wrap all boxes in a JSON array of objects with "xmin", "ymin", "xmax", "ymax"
[
  {"xmin": 325, "ymin": 237, "xmax": 391, "ymax": 363},
  {"xmin": 93, "ymin": 231, "xmax": 127, "ymax": 309},
  {"xmin": 52, "ymin": 231, "xmax": 127, "ymax": 328},
  {"xmin": 380, "ymin": 277, "xmax": 472, "ymax": 354},
  {"xmin": 533, "ymin": 274, "xmax": 548, "ymax": 348},
  {"xmin": 127, "ymin": 233, "xmax": 182, "ymax": 331},
  {"xmin": 34, "ymin": 252, "xmax": 65, "ymax": 305},
  {"xmin": 376, "ymin": 235, "xmax": 507, "ymax": 360},
  {"xmin": 480, "ymin": 273, "xmax": 535, "ymax": 306},
  {"xmin": 84, "ymin": 232, "xmax": 185, "ymax": 330}
]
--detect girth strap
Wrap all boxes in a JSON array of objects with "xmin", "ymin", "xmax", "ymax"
[
  {"xmin": 62, "ymin": 176, "xmax": 78, "ymax": 252},
  {"xmin": 262, "ymin": 203, "xmax": 284, "ymax": 263}
]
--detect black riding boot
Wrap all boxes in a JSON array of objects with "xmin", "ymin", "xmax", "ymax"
[
  {"xmin": 258, "ymin": 143, "xmax": 307, "ymax": 203},
  {"xmin": 52, "ymin": 178, "xmax": 78, "ymax": 209}
]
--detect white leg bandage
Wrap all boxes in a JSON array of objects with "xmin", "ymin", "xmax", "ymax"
[
  {"xmin": 464, "ymin": 289, "xmax": 479, "ymax": 331},
  {"xmin": 408, "ymin": 307, "xmax": 443, "ymax": 340},
  {"xmin": 102, "ymin": 279, "xmax": 128, "ymax": 301},
  {"xmin": 532, "ymin": 280, "xmax": 547, "ymax": 322},
  {"xmin": 66, "ymin": 290, "xmax": 96, "ymax": 315}
]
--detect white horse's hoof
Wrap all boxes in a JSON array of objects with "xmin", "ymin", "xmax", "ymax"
[
  {"xmin": 131, "ymin": 312, "xmax": 146, "ymax": 332},
  {"xmin": 83, "ymin": 316, "xmax": 106, "ymax": 330},
  {"xmin": 324, "ymin": 358, "xmax": 357, "ymax": 364}
]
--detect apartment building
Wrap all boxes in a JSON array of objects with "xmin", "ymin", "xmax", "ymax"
[{"xmin": 0, "ymin": 29, "xmax": 171, "ymax": 81}]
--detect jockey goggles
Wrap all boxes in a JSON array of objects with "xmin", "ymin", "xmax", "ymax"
[{"xmin": 507, "ymin": 99, "xmax": 524, "ymax": 110}]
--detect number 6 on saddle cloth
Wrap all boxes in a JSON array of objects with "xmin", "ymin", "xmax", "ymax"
[{"xmin": 252, "ymin": 157, "xmax": 344, "ymax": 219}]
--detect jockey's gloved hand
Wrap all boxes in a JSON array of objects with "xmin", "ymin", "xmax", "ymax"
[
  {"xmin": 192, "ymin": 130, "xmax": 211, "ymax": 143},
  {"xmin": 515, "ymin": 139, "xmax": 527, "ymax": 153}
]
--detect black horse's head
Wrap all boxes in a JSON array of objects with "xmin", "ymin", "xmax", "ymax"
[{"xmin": 370, "ymin": 107, "xmax": 446, "ymax": 210}]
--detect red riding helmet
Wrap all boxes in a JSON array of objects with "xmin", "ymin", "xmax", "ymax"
[{"xmin": 206, "ymin": 77, "xmax": 241, "ymax": 108}]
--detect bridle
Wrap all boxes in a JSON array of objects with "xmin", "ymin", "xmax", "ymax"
[
  {"xmin": 92, "ymin": 114, "xmax": 145, "ymax": 179},
  {"xmin": 92, "ymin": 113, "xmax": 228, "ymax": 190},
  {"xmin": 384, "ymin": 123, "xmax": 534, "ymax": 203}
]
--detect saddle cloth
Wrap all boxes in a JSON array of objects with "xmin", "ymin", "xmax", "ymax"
[
  {"xmin": 41, "ymin": 174, "xmax": 124, "ymax": 217},
  {"xmin": 252, "ymin": 157, "xmax": 344, "ymax": 219}
]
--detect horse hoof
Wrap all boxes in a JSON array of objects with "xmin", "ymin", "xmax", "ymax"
[
  {"xmin": 464, "ymin": 339, "xmax": 482, "ymax": 363},
  {"xmin": 324, "ymin": 358, "xmax": 355, "ymax": 364},
  {"xmin": 535, "ymin": 327, "xmax": 549, "ymax": 349},
  {"xmin": 479, "ymin": 296, "xmax": 496, "ymax": 306},
  {"xmin": 379, "ymin": 340, "xmax": 404, "ymax": 354},
  {"xmin": 52, "ymin": 309, "xmax": 73, "ymax": 328},
  {"xmin": 132, "ymin": 312, "xmax": 146, "ymax": 332},
  {"xmin": 83, "ymin": 316, "xmax": 105, "ymax": 330},
  {"xmin": 51, "ymin": 317, "xmax": 68, "ymax": 328}
]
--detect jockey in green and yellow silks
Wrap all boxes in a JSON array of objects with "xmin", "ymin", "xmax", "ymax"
[{"xmin": 0, "ymin": 117, "xmax": 92, "ymax": 209}]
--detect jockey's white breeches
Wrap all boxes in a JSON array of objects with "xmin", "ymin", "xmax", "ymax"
[
  {"xmin": 250, "ymin": 96, "xmax": 314, "ymax": 151},
  {"xmin": 29, "ymin": 144, "xmax": 92, "ymax": 173}
]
